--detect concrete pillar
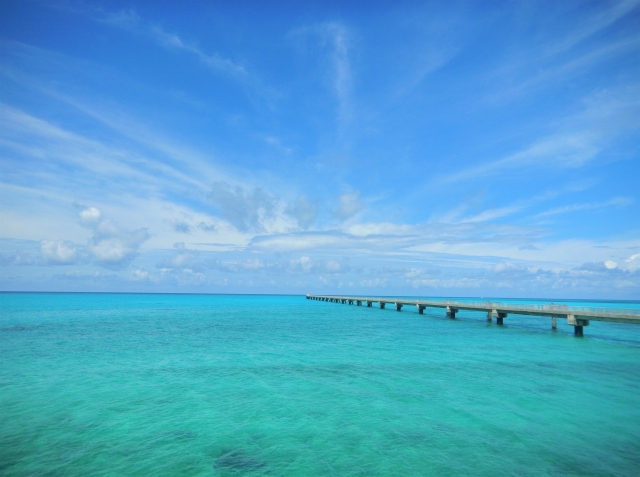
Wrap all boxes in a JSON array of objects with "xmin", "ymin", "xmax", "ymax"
[
  {"xmin": 380, "ymin": 302, "xmax": 386, "ymax": 309},
  {"xmin": 551, "ymin": 317, "xmax": 557, "ymax": 330},
  {"xmin": 487, "ymin": 311, "xmax": 492, "ymax": 322},
  {"xmin": 493, "ymin": 310, "xmax": 507, "ymax": 325},
  {"xmin": 341, "ymin": 299, "xmax": 346, "ymax": 304},
  {"xmin": 395, "ymin": 303, "xmax": 403, "ymax": 311},
  {"xmin": 417, "ymin": 305, "xmax": 425, "ymax": 314},
  {"xmin": 357, "ymin": 300, "xmax": 362, "ymax": 306},
  {"xmin": 348, "ymin": 300, "xmax": 353, "ymax": 305},
  {"xmin": 367, "ymin": 301, "xmax": 372, "ymax": 307},
  {"xmin": 567, "ymin": 315, "xmax": 589, "ymax": 337},
  {"xmin": 446, "ymin": 306, "xmax": 457, "ymax": 319}
]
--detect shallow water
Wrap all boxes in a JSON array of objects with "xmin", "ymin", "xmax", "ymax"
[{"xmin": 1, "ymin": 293, "xmax": 639, "ymax": 476}]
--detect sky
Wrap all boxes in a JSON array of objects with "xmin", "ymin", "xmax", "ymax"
[{"xmin": 0, "ymin": 0, "xmax": 639, "ymax": 298}]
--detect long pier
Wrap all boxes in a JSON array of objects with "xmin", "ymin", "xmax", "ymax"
[{"xmin": 306, "ymin": 295, "xmax": 640, "ymax": 337}]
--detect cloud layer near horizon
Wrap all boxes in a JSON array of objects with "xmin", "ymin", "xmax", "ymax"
[{"xmin": 0, "ymin": 1, "xmax": 639, "ymax": 297}]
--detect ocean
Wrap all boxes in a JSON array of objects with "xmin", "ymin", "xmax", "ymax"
[{"xmin": 1, "ymin": 293, "xmax": 639, "ymax": 476}]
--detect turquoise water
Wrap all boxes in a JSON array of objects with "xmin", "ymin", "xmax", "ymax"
[{"xmin": 1, "ymin": 293, "xmax": 639, "ymax": 476}]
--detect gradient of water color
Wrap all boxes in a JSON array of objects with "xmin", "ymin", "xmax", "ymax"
[{"xmin": 1, "ymin": 293, "xmax": 639, "ymax": 476}]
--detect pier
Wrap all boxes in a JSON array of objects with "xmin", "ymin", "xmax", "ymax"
[{"xmin": 306, "ymin": 295, "xmax": 640, "ymax": 337}]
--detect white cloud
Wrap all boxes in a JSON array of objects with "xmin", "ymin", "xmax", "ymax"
[
  {"xmin": 79, "ymin": 206, "xmax": 102, "ymax": 226},
  {"xmin": 334, "ymin": 191, "xmax": 362, "ymax": 221},
  {"xmin": 40, "ymin": 240, "xmax": 78, "ymax": 265},
  {"xmin": 79, "ymin": 207, "xmax": 149, "ymax": 267},
  {"xmin": 623, "ymin": 253, "xmax": 640, "ymax": 272},
  {"xmin": 442, "ymin": 133, "xmax": 600, "ymax": 184},
  {"xmin": 286, "ymin": 195, "xmax": 318, "ymax": 229},
  {"xmin": 208, "ymin": 182, "xmax": 277, "ymax": 232},
  {"xmin": 535, "ymin": 197, "xmax": 632, "ymax": 218},
  {"xmin": 157, "ymin": 245, "xmax": 202, "ymax": 271},
  {"xmin": 441, "ymin": 85, "xmax": 640, "ymax": 185},
  {"xmin": 326, "ymin": 259, "xmax": 341, "ymax": 272},
  {"xmin": 289, "ymin": 256, "xmax": 312, "ymax": 273},
  {"xmin": 291, "ymin": 22, "xmax": 353, "ymax": 127},
  {"xmin": 101, "ymin": 9, "xmax": 246, "ymax": 77},
  {"xmin": 0, "ymin": 252, "xmax": 34, "ymax": 266},
  {"xmin": 130, "ymin": 269, "xmax": 149, "ymax": 281}
]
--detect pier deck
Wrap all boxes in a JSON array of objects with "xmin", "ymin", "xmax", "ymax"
[{"xmin": 306, "ymin": 295, "xmax": 640, "ymax": 337}]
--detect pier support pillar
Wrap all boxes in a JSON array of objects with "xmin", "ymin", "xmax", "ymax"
[
  {"xmin": 380, "ymin": 302, "xmax": 386, "ymax": 309},
  {"xmin": 446, "ymin": 306, "xmax": 458, "ymax": 319},
  {"xmin": 492, "ymin": 310, "xmax": 507, "ymax": 325},
  {"xmin": 341, "ymin": 299, "xmax": 346, "ymax": 304},
  {"xmin": 357, "ymin": 300, "xmax": 361, "ymax": 306},
  {"xmin": 487, "ymin": 311, "xmax": 492, "ymax": 322},
  {"xmin": 567, "ymin": 315, "xmax": 589, "ymax": 337},
  {"xmin": 348, "ymin": 300, "xmax": 353, "ymax": 305},
  {"xmin": 417, "ymin": 305, "xmax": 425, "ymax": 314},
  {"xmin": 395, "ymin": 303, "xmax": 403, "ymax": 311},
  {"xmin": 367, "ymin": 301, "xmax": 372, "ymax": 307},
  {"xmin": 551, "ymin": 317, "xmax": 557, "ymax": 330}
]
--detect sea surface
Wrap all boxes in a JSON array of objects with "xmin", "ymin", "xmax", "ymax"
[{"xmin": 1, "ymin": 293, "xmax": 639, "ymax": 476}]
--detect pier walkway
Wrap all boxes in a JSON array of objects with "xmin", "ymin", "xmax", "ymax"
[{"xmin": 306, "ymin": 295, "xmax": 640, "ymax": 336}]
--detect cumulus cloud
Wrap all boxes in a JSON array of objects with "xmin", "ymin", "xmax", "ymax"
[
  {"xmin": 0, "ymin": 252, "xmax": 34, "ymax": 266},
  {"xmin": 130, "ymin": 269, "xmax": 149, "ymax": 281},
  {"xmin": 623, "ymin": 253, "xmax": 640, "ymax": 272},
  {"xmin": 289, "ymin": 256, "xmax": 313, "ymax": 273},
  {"xmin": 334, "ymin": 191, "xmax": 362, "ymax": 221},
  {"xmin": 79, "ymin": 207, "xmax": 149, "ymax": 267},
  {"xmin": 158, "ymin": 244, "xmax": 203, "ymax": 271},
  {"xmin": 79, "ymin": 206, "xmax": 102, "ymax": 227},
  {"xmin": 208, "ymin": 182, "xmax": 276, "ymax": 232},
  {"xmin": 577, "ymin": 261, "xmax": 618, "ymax": 273},
  {"xmin": 40, "ymin": 240, "xmax": 78, "ymax": 265},
  {"xmin": 286, "ymin": 195, "xmax": 318, "ymax": 229}
]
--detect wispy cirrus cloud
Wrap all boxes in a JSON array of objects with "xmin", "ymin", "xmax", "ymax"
[
  {"xmin": 440, "ymin": 132, "xmax": 601, "ymax": 185},
  {"xmin": 535, "ymin": 197, "xmax": 633, "ymax": 218},
  {"xmin": 479, "ymin": 1, "xmax": 640, "ymax": 105},
  {"xmin": 100, "ymin": 9, "xmax": 247, "ymax": 77},
  {"xmin": 291, "ymin": 22, "xmax": 353, "ymax": 128},
  {"xmin": 440, "ymin": 85, "xmax": 640, "ymax": 185}
]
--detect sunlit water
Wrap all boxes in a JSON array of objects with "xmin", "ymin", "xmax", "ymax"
[{"xmin": 1, "ymin": 293, "xmax": 639, "ymax": 476}]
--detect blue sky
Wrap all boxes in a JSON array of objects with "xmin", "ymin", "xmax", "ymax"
[{"xmin": 1, "ymin": 0, "xmax": 639, "ymax": 297}]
